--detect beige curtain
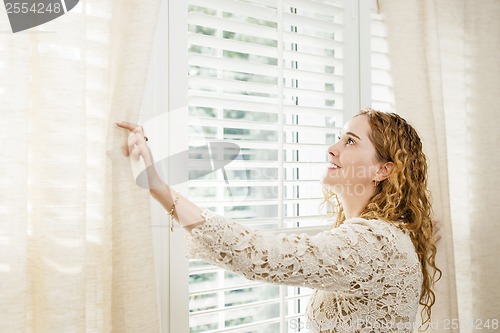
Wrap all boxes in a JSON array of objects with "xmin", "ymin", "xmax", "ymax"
[
  {"xmin": 379, "ymin": 0, "xmax": 500, "ymax": 331},
  {"xmin": 0, "ymin": 1, "xmax": 161, "ymax": 332}
]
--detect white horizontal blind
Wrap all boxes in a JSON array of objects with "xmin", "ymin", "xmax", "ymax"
[
  {"xmin": 186, "ymin": 0, "xmax": 347, "ymax": 332},
  {"xmin": 370, "ymin": 4, "xmax": 394, "ymax": 112}
]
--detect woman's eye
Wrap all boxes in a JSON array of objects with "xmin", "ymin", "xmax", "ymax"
[{"xmin": 346, "ymin": 137, "xmax": 355, "ymax": 145}]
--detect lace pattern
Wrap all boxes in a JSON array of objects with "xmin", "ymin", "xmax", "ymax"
[{"xmin": 186, "ymin": 209, "xmax": 422, "ymax": 332}]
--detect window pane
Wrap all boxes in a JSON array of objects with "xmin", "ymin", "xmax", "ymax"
[{"xmin": 187, "ymin": 0, "xmax": 346, "ymax": 331}]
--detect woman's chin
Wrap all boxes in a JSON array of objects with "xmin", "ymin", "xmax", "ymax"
[
  {"xmin": 321, "ymin": 172, "xmax": 340, "ymax": 188},
  {"xmin": 321, "ymin": 179, "xmax": 340, "ymax": 193}
]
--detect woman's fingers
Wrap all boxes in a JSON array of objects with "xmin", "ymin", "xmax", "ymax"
[
  {"xmin": 129, "ymin": 143, "xmax": 142, "ymax": 161},
  {"xmin": 116, "ymin": 121, "xmax": 147, "ymax": 157},
  {"xmin": 128, "ymin": 133, "xmax": 143, "ymax": 159},
  {"xmin": 128, "ymin": 128, "xmax": 145, "ymax": 149},
  {"xmin": 126, "ymin": 128, "xmax": 153, "ymax": 165},
  {"xmin": 116, "ymin": 121, "xmax": 140, "ymax": 132},
  {"xmin": 116, "ymin": 121, "xmax": 159, "ymax": 188},
  {"xmin": 432, "ymin": 219, "xmax": 442, "ymax": 243}
]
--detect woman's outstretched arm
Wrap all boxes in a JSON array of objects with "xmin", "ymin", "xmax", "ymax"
[
  {"xmin": 115, "ymin": 121, "xmax": 205, "ymax": 232},
  {"xmin": 114, "ymin": 122, "xmax": 419, "ymax": 294}
]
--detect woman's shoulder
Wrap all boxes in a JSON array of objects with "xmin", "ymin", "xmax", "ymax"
[
  {"xmin": 337, "ymin": 217, "xmax": 417, "ymax": 255},
  {"xmin": 342, "ymin": 216, "xmax": 410, "ymax": 236}
]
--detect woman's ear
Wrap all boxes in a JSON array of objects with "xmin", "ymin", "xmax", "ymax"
[{"xmin": 375, "ymin": 161, "xmax": 394, "ymax": 181}]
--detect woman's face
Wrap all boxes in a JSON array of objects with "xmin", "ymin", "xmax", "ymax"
[{"xmin": 322, "ymin": 115, "xmax": 383, "ymax": 196}]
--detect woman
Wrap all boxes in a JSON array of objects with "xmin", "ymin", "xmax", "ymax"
[{"xmin": 116, "ymin": 108, "xmax": 441, "ymax": 332}]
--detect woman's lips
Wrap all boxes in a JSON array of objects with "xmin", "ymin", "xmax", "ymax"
[{"xmin": 328, "ymin": 162, "xmax": 341, "ymax": 169}]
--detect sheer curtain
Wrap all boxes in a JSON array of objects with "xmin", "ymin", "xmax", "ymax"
[
  {"xmin": 379, "ymin": 0, "xmax": 500, "ymax": 331},
  {"xmin": 0, "ymin": 1, "xmax": 161, "ymax": 332}
]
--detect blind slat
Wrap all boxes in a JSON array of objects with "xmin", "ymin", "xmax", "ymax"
[
  {"xmin": 190, "ymin": 180, "xmax": 322, "ymax": 187},
  {"xmin": 188, "ymin": 95, "xmax": 278, "ymax": 113},
  {"xmin": 283, "ymin": 67, "xmax": 342, "ymax": 84},
  {"xmin": 190, "ymin": 281, "xmax": 264, "ymax": 296},
  {"xmin": 194, "ymin": 198, "xmax": 323, "ymax": 206},
  {"xmin": 188, "ymin": 12, "xmax": 278, "ymax": 40},
  {"xmin": 190, "ymin": 0, "xmax": 277, "ymax": 20},
  {"xmin": 188, "ymin": 76, "xmax": 279, "ymax": 95},
  {"xmin": 283, "ymin": 30, "xmax": 342, "ymax": 49},
  {"xmin": 183, "ymin": 214, "xmax": 330, "ymax": 227},
  {"xmin": 285, "ymin": 0, "xmax": 343, "ymax": 14},
  {"xmin": 283, "ymin": 12, "xmax": 343, "ymax": 33},
  {"xmin": 283, "ymin": 49, "xmax": 343, "ymax": 68},
  {"xmin": 188, "ymin": 33, "xmax": 278, "ymax": 58},
  {"xmin": 189, "ymin": 54, "xmax": 277, "ymax": 76},
  {"xmin": 191, "ymin": 291, "xmax": 314, "ymax": 317},
  {"xmin": 283, "ymin": 105, "xmax": 343, "ymax": 118},
  {"xmin": 189, "ymin": 118, "xmax": 277, "ymax": 131},
  {"xmin": 283, "ymin": 87, "xmax": 343, "ymax": 100},
  {"xmin": 191, "ymin": 298, "xmax": 281, "ymax": 317},
  {"xmin": 196, "ymin": 318, "xmax": 280, "ymax": 333},
  {"xmin": 188, "ymin": 92, "xmax": 275, "ymax": 107},
  {"xmin": 190, "ymin": 118, "xmax": 338, "ymax": 136}
]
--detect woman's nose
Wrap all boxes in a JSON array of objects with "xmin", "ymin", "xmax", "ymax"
[{"xmin": 328, "ymin": 143, "xmax": 339, "ymax": 157}]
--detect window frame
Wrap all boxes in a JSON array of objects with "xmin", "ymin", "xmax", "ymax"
[{"xmin": 140, "ymin": 0, "xmax": 378, "ymax": 332}]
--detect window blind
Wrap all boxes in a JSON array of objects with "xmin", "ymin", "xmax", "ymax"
[
  {"xmin": 186, "ymin": 1, "xmax": 347, "ymax": 332},
  {"xmin": 370, "ymin": 6, "xmax": 394, "ymax": 112}
]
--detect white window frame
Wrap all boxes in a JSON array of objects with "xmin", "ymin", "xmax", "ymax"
[{"xmin": 140, "ymin": 0, "xmax": 378, "ymax": 332}]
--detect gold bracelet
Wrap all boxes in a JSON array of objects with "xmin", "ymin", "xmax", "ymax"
[{"xmin": 168, "ymin": 191, "xmax": 180, "ymax": 232}]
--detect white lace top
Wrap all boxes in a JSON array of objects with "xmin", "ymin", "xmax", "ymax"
[{"xmin": 186, "ymin": 209, "xmax": 422, "ymax": 332}]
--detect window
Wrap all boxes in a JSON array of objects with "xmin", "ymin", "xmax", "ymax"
[
  {"xmin": 187, "ymin": 0, "xmax": 350, "ymax": 332},
  {"xmin": 142, "ymin": 0, "xmax": 386, "ymax": 332}
]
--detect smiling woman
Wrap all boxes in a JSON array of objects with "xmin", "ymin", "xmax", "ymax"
[
  {"xmin": 322, "ymin": 112, "xmax": 395, "ymax": 215},
  {"xmin": 324, "ymin": 109, "xmax": 441, "ymax": 328},
  {"xmin": 117, "ymin": 107, "xmax": 441, "ymax": 332}
]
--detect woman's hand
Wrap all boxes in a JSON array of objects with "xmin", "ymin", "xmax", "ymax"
[
  {"xmin": 432, "ymin": 219, "xmax": 442, "ymax": 244},
  {"xmin": 115, "ymin": 121, "xmax": 152, "ymax": 165},
  {"xmin": 116, "ymin": 121, "xmax": 165, "ymax": 190},
  {"xmin": 115, "ymin": 121, "xmax": 205, "ymax": 231}
]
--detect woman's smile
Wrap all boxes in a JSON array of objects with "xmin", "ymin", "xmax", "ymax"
[{"xmin": 328, "ymin": 161, "xmax": 342, "ymax": 170}]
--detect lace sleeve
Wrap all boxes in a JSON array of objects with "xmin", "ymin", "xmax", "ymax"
[{"xmin": 186, "ymin": 209, "xmax": 405, "ymax": 291}]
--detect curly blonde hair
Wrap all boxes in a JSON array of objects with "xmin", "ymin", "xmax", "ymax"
[{"xmin": 323, "ymin": 108, "xmax": 442, "ymax": 328}]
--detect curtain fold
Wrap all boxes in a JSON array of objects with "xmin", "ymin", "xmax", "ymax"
[
  {"xmin": 464, "ymin": 0, "xmax": 500, "ymax": 322},
  {"xmin": 0, "ymin": 1, "xmax": 161, "ymax": 332},
  {"xmin": 379, "ymin": 0, "xmax": 500, "ymax": 331}
]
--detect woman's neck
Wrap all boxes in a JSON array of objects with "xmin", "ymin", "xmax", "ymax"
[{"xmin": 337, "ymin": 186, "xmax": 374, "ymax": 219}]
